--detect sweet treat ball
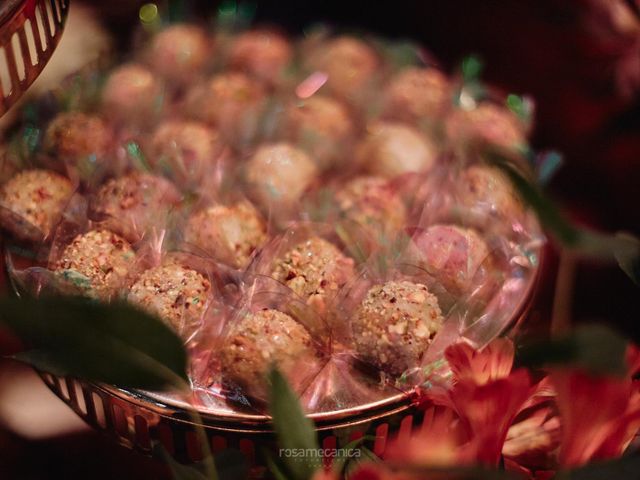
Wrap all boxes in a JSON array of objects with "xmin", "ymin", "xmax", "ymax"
[
  {"xmin": 458, "ymin": 165, "xmax": 525, "ymax": 229},
  {"xmin": 90, "ymin": 172, "xmax": 181, "ymax": 242},
  {"xmin": 351, "ymin": 280, "xmax": 443, "ymax": 375},
  {"xmin": 102, "ymin": 63, "xmax": 163, "ymax": 123},
  {"xmin": 0, "ymin": 169, "xmax": 74, "ymax": 242},
  {"xmin": 220, "ymin": 308, "xmax": 319, "ymax": 400},
  {"xmin": 407, "ymin": 225, "xmax": 490, "ymax": 294},
  {"xmin": 228, "ymin": 29, "xmax": 293, "ymax": 85},
  {"xmin": 44, "ymin": 112, "xmax": 112, "ymax": 163},
  {"xmin": 184, "ymin": 201, "xmax": 268, "ymax": 269},
  {"xmin": 306, "ymin": 36, "xmax": 379, "ymax": 101},
  {"xmin": 282, "ymin": 95, "xmax": 354, "ymax": 170},
  {"xmin": 128, "ymin": 260, "xmax": 211, "ymax": 342},
  {"xmin": 445, "ymin": 103, "xmax": 526, "ymax": 152},
  {"xmin": 147, "ymin": 24, "xmax": 210, "ymax": 83},
  {"xmin": 149, "ymin": 120, "xmax": 221, "ymax": 185},
  {"xmin": 53, "ymin": 229, "xmax": 135, "ymax": 300},
  {"xmin": 245, "ymin": 143, "xmax": 318, "ymax": 208},
  {"xmin": 335, "ymin": 176, "xmax": 407, "ymax": 236},
  {"xmin": 186, "ymin": 72, "xmax": 267, "ymax": 146},
  {"xmin": 357, "ymin": 121, "xmax": 438, "ymax": 178},
  {"xmin": 271, "ymin": 237, "xmax": 355, "ymax": 311},
  {"xmin": 383, "ymin": 67, "xmax": 451, "ymax": 123}
]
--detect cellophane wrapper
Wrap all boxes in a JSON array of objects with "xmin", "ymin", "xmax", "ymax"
[{"xmin": 1, "ymin": 19, "xmax": 544, "ymax": 415}]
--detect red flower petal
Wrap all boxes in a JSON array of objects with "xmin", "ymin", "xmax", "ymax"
[
  {"xmin": 552, "ymin": 369, "xmax": 633, "ymax": 467},
  {"xmin": 451, "ymin": 369, "xmax": 533, "ymax": 465},
  {"xmin": 445, "ymin": 337, "xmax": 515, "ymax": 386}
]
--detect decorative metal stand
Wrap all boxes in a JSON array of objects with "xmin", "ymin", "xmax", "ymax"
[{"xmin": 0, "ymin": 0, "xmax": 69, "ymax": 116}]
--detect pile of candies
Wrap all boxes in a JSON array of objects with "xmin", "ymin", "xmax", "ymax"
[{"xmin": 0, "ymin": 22, "xmax": 543, "ymax": 413}]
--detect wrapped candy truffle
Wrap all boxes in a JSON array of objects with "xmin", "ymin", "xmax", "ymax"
[
  {"xmin": 445, "ymin": 102, "xmax": 527, "ymax": 153},
  {"xmin": 52, "ymin": 229, "xmax": 136, "ymax": 301},
  {"xmin": 43, "ymin": 112, "xmax": 113, "ymax": 180},
  {"xmin": 245, "ymin": 142, "xmax": 318, "ymax": 213},
  {"xmin": 186, "ymin": 72, "xmax": 267, "ymax": 148},
  {"xmin": 101, "ymin": 63, "xmax": 164, "ymax": 125},
  {"xmin": 280, "ymin": 95, "xmax": 354, "ymax": 170},
  {"xmin": 0, "ymin": 169, "xmax": 74, "ymax": 243},
  {"xmin": 128, "ymin": 257, "xmax": 212, "ymax": 342},
  {"xmin": 383, "ymin": 66, "xmax": 451, "ymax": 124},
  {"xmin": 184, "ymin": 200, "xmax": 268, "ymax": 269},
  {"xmin": 334, "ymin": 176, "xmax": 407, "ymax": 238},
  {"xmin": 146, "ymin": 24, "xmax": 211, "ymax": 84},
  {"xmin": 89, "ymin": 172, "xmax": 181, "ymax": 243},
  {"xmin": 350, "ymin": 280, "xmax": 443, "ymax": 376},
  {"xmin": 305, "ymin": 36, "xmax": 380, "ymax": 104},
  {"xmin": 219, "ymin": 307, "xmax": 322, "ymax": 403},
  {"xmin": 217, "ymin": 277, "xmax": 328, "ymax": 404},
  {"xmin": 268, "ymin": 235, "xmax": 355, "ymax": 313},
  {"xmin": 148, "ymin": 119, "xmax": 223, "ymax": 188},
  {"xmin": 227, "ymin": 29, "xmax": 293, "ymax": 86},
  {"xmin": 357, "ymin": 121, "xmax": 438, "ymax": 178},
  {"xmin": 456, "ymin": 164, "xmax": 526, "ymax": 232},
  {"xmin": 404, "ymin": 224, "xmax": 491, "ymax": 294}
]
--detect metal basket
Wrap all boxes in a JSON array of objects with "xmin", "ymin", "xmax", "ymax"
[
  {"xmin": 0, "ymin": 0, "xmax": 69, "ymax": 116},
  {"xmin": 0, "ymin": 230, "xmax": 543, "ymax": 475},
  {"xmin": 32, "ymin": 257, "xmax": 541, "ymax": 476}
]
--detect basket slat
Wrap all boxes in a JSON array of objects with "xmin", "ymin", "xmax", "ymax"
[{"xmin": 0, "ymin": 0, "xmax": 69, "ymax": 116}]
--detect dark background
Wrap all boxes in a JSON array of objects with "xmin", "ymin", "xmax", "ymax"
[{"xmin": 1, "ymin": 0, "xmax": 639, "ymax": 478}]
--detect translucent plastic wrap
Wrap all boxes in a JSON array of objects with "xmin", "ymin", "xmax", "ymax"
[{"xmin": 1, "ymin": 20, "xmax": 544, "ymax": 416}]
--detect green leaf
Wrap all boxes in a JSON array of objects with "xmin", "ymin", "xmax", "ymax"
[
  {"xmin": 492, "ymin": 158, "xmax": 640, "ymax": 286},
  {"xmin": 462, "ymin": 55, "xmax": 484, "ymax": 82},
  {"xmin": 155, "ymin": 444, "xmax": 210, "ymax": 480},
  {"xmin": 344, "ymin": 445, "xmax": 380, "ymax": 479},
  {"xmin": 494, "ymin": 159, "xmax": 581, "ymax": 245},
  {"xmin": 0, "ymin": 296, "xmax": 188, "ymax": 390},
  {"xmin": 536, "ymin": 150, "xmax": 563, "ymax": 185},
  {"xmin": 213, "ymin": 450, "xmax": 249, "ymax": 480},
  {"xmin": 613, "ymin": 232, "xmax": 640, "ymax": 286},
  {"xmin": 556, "ymin": 455, "xmax": 640, "ymax": 480},
  {"xmin": 265, "ymin": 454, "xmax": 290, "ymax": 480},
  {"xmin": 516, "ymin": 324, "xmax": 629, "ymax": 376},
  {"xmin": 506, "ymin": 94, "xmax": 533, "ymax": 123},
  {"xmin": 268, "ymin": 367, "xmax": 320, "ymax": 480},
  {"xmin": 333, "ymin": 436, "xmax": 378, "ymax": 474},
  {"xmin": 11, "ymin": 350, "xmax": 71, "ymax": 377}
]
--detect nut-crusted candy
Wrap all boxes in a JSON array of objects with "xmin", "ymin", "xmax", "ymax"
[
  {"xmin": 0, "ymin": 169, "xmax": 73, "ymax": 242},
  {"xmin": 220, "ymin": 308, "xmax": 320, "ymax": 400},
  {"xmin": 335, "ymin": 176, "xmax": 407, "ymax": 236},
  {"xmin": 102, "ymin": 63, "xmax": 164, "ymax": 123},
  {"xmin": 351, "ymin": 280, "xmax": 443, "ymax": 375},
  {"xmin": 148, "ymin": 24, "xmax": 210, "ymax": 83},
  {"xmin": 445, "ymin": 103, "xmax": 525, "ymax": 152},
  {"xmin": 44, "ymin": 112, "xmax": 112, "ymax": 162},
  {"xmin": 228, "ymin": 29, "xmax": 293, "ymax": 85},
  {"xmin": 283, "ymin": 95, "xmax": 353, "ymax": 170},
  {"xmin": 383, "ymin": 67, "xmax": 450, "ymax": 123},
  {"xmin": 245, "ymin": 143, "xmax": 318, "ymax": 207},
  {"xmin": 149, "ymin": 120, "xmax": 222, "ymax": 185},
  {"xmin": 306, "ymin": 36, "xmax": 379, "ymax": 101},
  {"xmin": 357, "ymin": 121, "xmax": 438, "ymax": 178},
  {"xmin": 407, "ymin": 225, "xmax": 490, "ymax": 294},
  {"xmin": 53, "ymin": 229, "xmax": 135, "ymax": 300},
  {"xmin": 271, "ymin": 237, "xmax": 355, "ymax": 310},
  {"xmin": 90, "ymin": 172, "xmax": 181, "ymax": 242},
  {"xmin": 128, "ymin": 260, "xmax": 211, "ymax": 341},
  {"xmin": 458, "ymin": 165, "xmax": 525, "ymax": 228},
  {"xmin": 186, "ymin": 72, "xmax": 266, "ymax": 146},
  {"xmin": 184, "ymin": 201, "xmax": 268, "ymax": 269}
]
